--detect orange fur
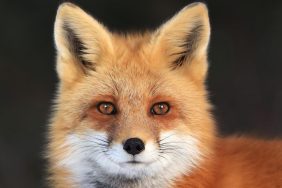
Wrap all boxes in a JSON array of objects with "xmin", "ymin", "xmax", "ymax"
[
  {"xmin": 47, "ymin": 2, "xmax": 282, "ymax": 188},
  {"xmin": 173, "ymin": 138, "xmax": 282, "ymax": 188}
]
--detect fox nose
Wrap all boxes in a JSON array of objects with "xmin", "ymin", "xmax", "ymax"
[{"xmin": 123, "ymin": 138, "xmax": 145, "ymax": 155}]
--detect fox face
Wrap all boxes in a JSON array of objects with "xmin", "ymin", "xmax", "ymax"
[{"xmin": 49, "ymin": 2, "xmax": 216, "ymax": 187}]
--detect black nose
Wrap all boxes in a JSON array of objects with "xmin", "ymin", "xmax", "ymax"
[{"xmin": 123, "ymin": 138, "xmax": 145, "ymax": 155}]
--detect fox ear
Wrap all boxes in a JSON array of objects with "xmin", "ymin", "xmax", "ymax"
[
  {"xmin": 54, "ymin": 3, "xmax": 113, "ymax": 84},
  {"xmin": 153, "ymin": 3, "xmax": 210, "ymax": 82}
]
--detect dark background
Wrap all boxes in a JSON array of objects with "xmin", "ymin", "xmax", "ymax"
[{"xmin": 0, "ymin": 0, "xmax": 282, "ymax": 187}]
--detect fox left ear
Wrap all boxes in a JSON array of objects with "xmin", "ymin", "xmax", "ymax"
[{"xmin": 152, "ymin": 2, "xmax": 210, "ymax": 82}]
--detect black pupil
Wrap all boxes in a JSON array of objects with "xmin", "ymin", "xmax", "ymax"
[
  {"xmin": 159, "ymin": 104, "xmax": 165, "ymax": 110},
  {"xmin": 152, "ymin": 103, "xmax": 169, "ymax": 115},
  {"xmin": 99, "ymin": 103, "xmax": 115, "ymax": 114}
]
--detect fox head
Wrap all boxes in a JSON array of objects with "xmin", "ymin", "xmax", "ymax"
[{"xmin": 49, "ymin": 2, "xmax": 216, "ymax": 186}]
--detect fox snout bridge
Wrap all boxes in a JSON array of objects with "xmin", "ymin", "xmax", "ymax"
[{"xmin": 123, "ymin": 138, "xmax": 145, "ymax": 155}]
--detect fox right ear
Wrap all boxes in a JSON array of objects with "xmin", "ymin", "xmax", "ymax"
[{"xmin": 54, "ymin": 3, "xmax": 113, "ymax": 84}]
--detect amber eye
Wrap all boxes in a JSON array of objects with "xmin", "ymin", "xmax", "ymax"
[
  {"xmin": 151, "ymin": 102, "xmax": 170, "ymax": 115},
  {"xmin": 97, "ymin": 102, "xmax": 117, "ymax": 115}
]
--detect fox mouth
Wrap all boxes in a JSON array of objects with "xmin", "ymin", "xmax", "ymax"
[
  {"xmin": 126, "ymin": 160, "xmax": 142, "ymax": 164},
  {"xmin": 119, "ymin": 159, "xmax": 153, "ymax": 166}
]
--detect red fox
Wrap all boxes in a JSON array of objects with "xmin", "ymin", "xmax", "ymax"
[{"xmin": 47, "ymin": 2, "xmax": 282, "ymax": 188}]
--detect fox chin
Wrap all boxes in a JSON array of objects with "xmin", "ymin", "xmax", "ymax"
[{"xmin": 46, "ymin": 2, "xmax": 282, "ymax": 188}]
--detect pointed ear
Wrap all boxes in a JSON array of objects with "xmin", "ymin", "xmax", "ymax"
[
  {"xmin": 54, "ymin": 3, "xmax": 113, "ymax": 84},
  {"xmin": 152, "ymin": 3, "xmax": 210, "ymax": 82}
]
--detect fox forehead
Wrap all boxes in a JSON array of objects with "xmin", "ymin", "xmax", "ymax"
[
  {"xmin": 78, "ymin": 74, "xmax": 179, "ymax": 115},
  {"xmin": 81, "ymin": 48, "xmax": 178, "ymax": 100},
  {"xmin": 81, "ymin": 64, "xmax": 192, "ymax": 106},
  {"xmin": 97, "ymin": 35, "xmax": 160, "ymax": 76}
]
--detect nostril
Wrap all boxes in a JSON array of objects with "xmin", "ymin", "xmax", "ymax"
[
  {"xmin": 123, "ymin": 138, "xmax": 145, "ymax": 155},
  {"xmin": 136, "ymin": 145, "xmax": 142, "ymax": 151},
  {"xmin": 124, "ymin": 145, "xmax": 131, "ymax": 153}
]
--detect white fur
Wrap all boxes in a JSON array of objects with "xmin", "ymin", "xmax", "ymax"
[{"xmin": 58, "ymin": 130, "xmax": 203, "ymax": 187}]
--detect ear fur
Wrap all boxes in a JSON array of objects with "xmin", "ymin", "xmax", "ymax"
[
  {"xmin": 54, "ymin": 3, "xmax": 113, "ymax": 84},
  {"xmin": 153, "ymin": 2, "xmax": 210, "ymax": 82}
]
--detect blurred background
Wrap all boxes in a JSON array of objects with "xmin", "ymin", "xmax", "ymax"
[{"xmin": 0, "ymin": 0, "xmax": 281, "ymax": 187}]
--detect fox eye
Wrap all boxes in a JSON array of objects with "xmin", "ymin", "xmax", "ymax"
[
  {"xmin": 97, "ymin": 102, "xmax": 116, "ymax": 115},
  {"xmin": 151, "ymin": 102, "xmax": 170, "ymax": 115}
]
